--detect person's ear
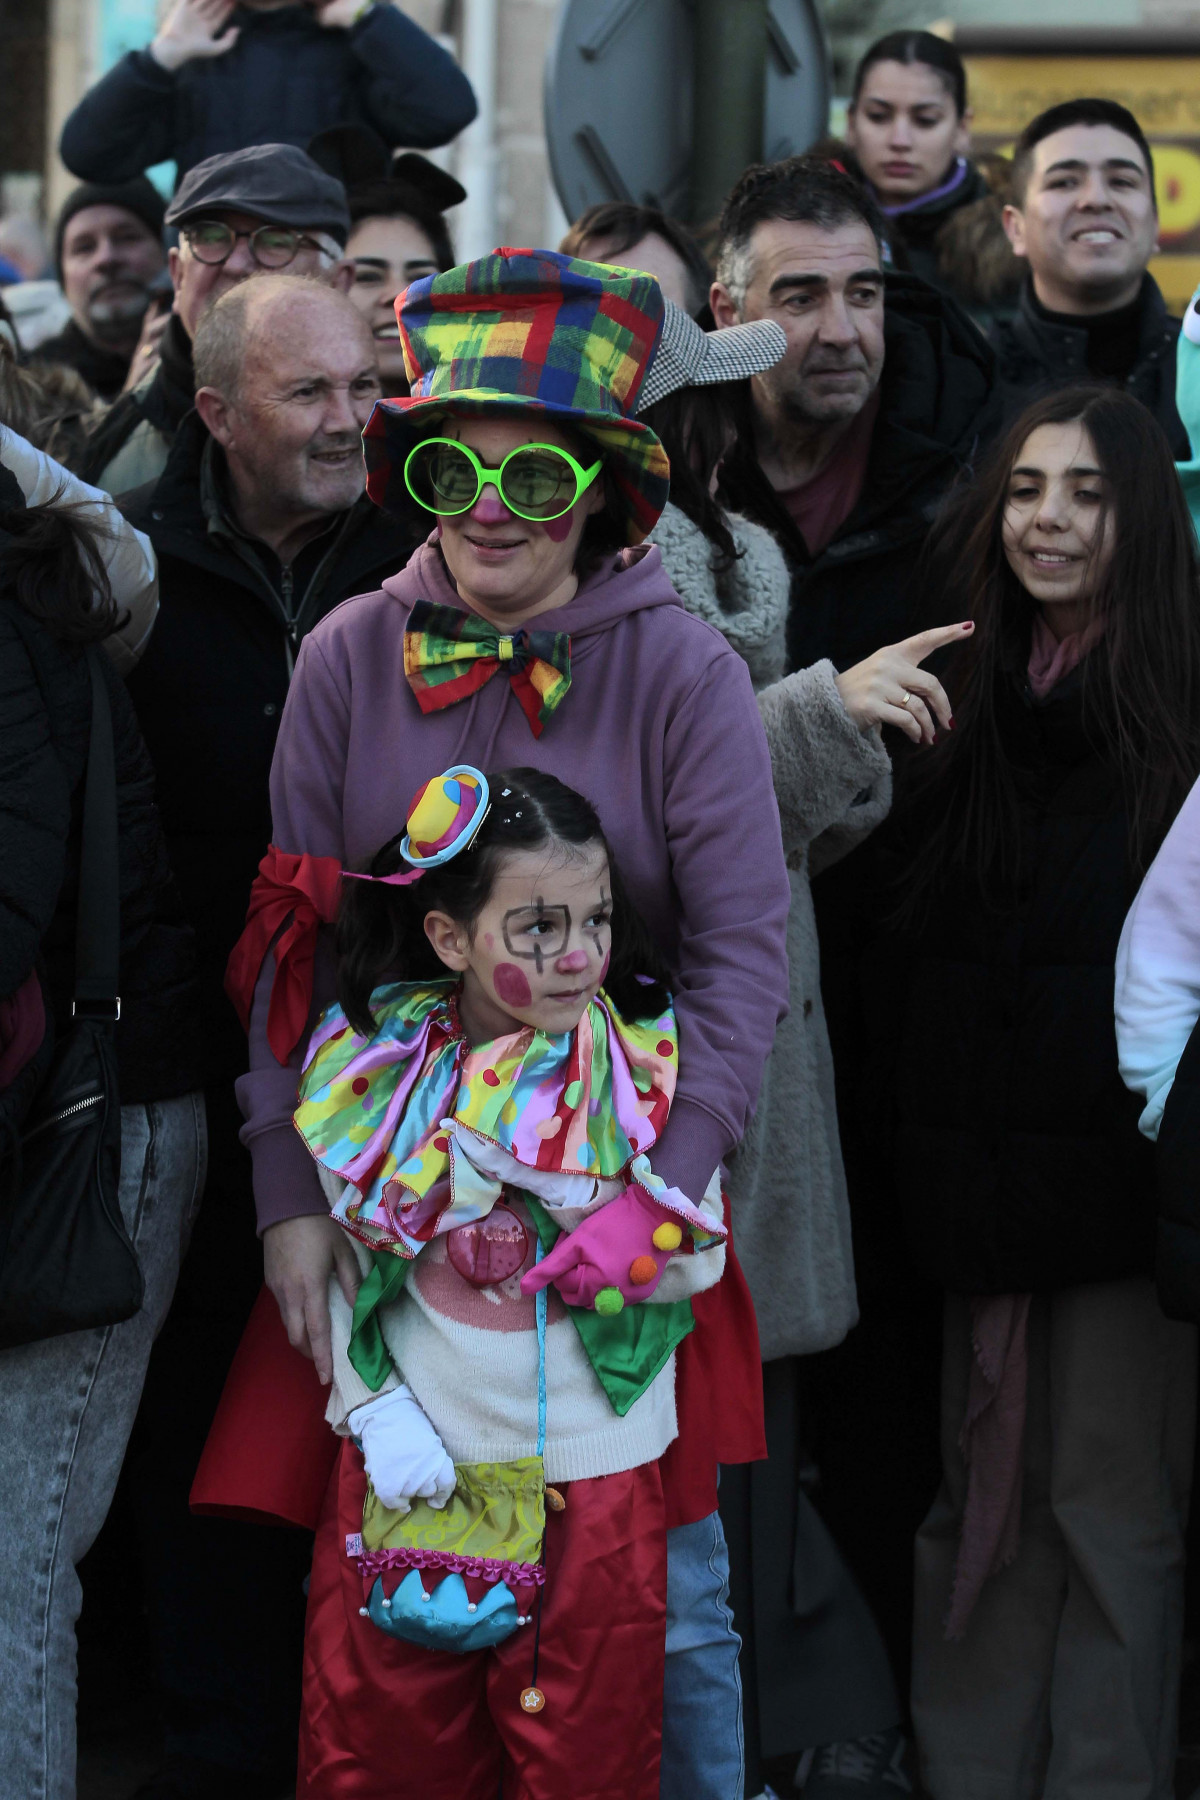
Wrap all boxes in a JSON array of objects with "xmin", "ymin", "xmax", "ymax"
[
  {"xmin": 330, "ymin": 257, "xmax": 355, "ymax": 295},
  {"xmin": 581, "ymin": 474, "xmax": 606, "ymax": 518},
  {"xmin": 168, "ymin": 244, "xmax": 184, "ymax": 300},
  {"xmin": 710, "ymin": 280, "xmax": 741, "ymax": 329},
  {"xmin": 953, "ymin": 108, "xmax": 973, "ymax": 157},
  {"xmin": 194, "ymin": 385, "xmax": 236, "ymax": 449},
  {"xmin": 423, "ymin": 910, "xmax": 470, "ymax": 972},
  {"xmin": 1001, "ymin": 204, "xmax": 1027, "ymax": 259},
  {"xmin": 844, "ymin": 106, "xmax": 859, "ymax": 149}
]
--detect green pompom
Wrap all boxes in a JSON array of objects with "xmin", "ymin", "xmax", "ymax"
[{"xmin": 595, "ymin": 1286, "xmax": 625, "ymax": 1316}]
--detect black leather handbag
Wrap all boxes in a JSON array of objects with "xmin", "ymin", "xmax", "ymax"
[{"xmin": 0, "ymin": 649, "xmax": 142, "ymax": 1347}]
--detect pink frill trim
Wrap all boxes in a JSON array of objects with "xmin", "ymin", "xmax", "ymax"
[{"xmin": 355, "ymin": 1543, "xmax": 546, "ymax": 1613}]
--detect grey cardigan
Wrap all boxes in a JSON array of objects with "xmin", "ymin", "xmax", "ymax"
[{"xmin": 651, "ymin": 502, "xmax": 891, "ymax": 1358}]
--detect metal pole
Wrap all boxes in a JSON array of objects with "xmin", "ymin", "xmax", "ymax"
[
  {"xmin": 456, "ymin": 0, "xmax": 499, "ymax": 261},
  {"xmin": 689, "ymin": 0, "xmax": 769, "ymax": 227}
]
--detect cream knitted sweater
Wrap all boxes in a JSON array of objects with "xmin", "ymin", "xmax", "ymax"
[{"xmin": 322, "ymin": 1154, "xmax": 725, "ymax": 1484}]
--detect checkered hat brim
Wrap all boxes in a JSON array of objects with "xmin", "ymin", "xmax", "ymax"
[{"xmin": 636, "ymin": 304, "xmax": 788, "ymax": 413}]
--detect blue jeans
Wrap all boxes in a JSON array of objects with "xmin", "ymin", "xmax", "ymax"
[
  {"xmin": 0, "ymin": 1095, "xmax": 207, "ymax": 1800},
  {"xmin": 662, "ymin": 1508, "xmax": 744, "ymax": 1800}
]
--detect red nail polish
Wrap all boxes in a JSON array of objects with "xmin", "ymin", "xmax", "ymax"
[
  {"xmin": 948, "ymin": 716, "xmax": 956, "ymax": 729},
  {"xmin": 962, "ymin": 621, "xmax": 973, "ymax": 631}
]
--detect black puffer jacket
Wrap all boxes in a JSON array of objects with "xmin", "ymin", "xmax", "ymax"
[
  {"xmin": 880, "ymin": 159, "xmax": 994, "ymax": 294},
  {"xmin": 989, "ymin": 274, "xmax": 1188, "ymax": 460},
  {"xmin": 0, "ymin": 584, "xmax": 201, "ymax": 1104},
  {"xmin": 59, "ymin": 3, "xmax": 476, "ymax": 186},
  {"xmin": 719, "ymin": 272, "xmax": 998, "ymax": 675},
  {"xmin": 874, "ymin": 664, "xmax": 1156, "ymax": 1293},
  {"xmin": 122, "ymin": 411, "xmax": 417, "ymax": 1085}
]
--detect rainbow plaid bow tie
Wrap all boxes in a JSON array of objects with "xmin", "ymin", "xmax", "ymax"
[{"xmin": 403, "ymin": 599, "xmax": 572, "ymax": 738}]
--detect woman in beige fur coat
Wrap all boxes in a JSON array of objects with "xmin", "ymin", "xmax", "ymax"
[{"xmin": 639, "ymin": 305, "xmax": 963, "ymax": 1788}]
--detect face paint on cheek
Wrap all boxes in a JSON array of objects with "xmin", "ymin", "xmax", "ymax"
[
  {"xmin": 493, "ymin": 963, "xmax": 533, "ymax": 1008},
  {"xmin": 484, "ymin": 932, "xmax": 495, "ymax": 948},
  {"xmin": 542, "ymin": 511, "xmax": 575, "ymax": 544}
]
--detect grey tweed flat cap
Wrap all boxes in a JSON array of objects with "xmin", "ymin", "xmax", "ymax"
[
  {"xmin": 166, "ymin": 144, "xmax": 351, "ymax": 246},
  {"xmin": 637, "ymin": 302, "xmax": 787, "ymax": 413}
]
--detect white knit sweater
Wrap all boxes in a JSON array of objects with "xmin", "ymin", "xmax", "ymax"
[{"xmin": 323, "ymin": 1153, "xmax": 724, "ymax": 1483}]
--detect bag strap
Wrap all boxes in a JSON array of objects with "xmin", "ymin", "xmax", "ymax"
[
  {"xmin": 533, "ymin": 1237, "xmax": 546, "ymax": 1458},
  {"xmin": 73, "ymin": 650, "xmax": 121, "ymax": 1022}
]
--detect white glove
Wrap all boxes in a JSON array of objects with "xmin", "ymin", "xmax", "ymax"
[{"xmin": 347, "ymin": 1385, "xmax": 456, "ymax": 1514}]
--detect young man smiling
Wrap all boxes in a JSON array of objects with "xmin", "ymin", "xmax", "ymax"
[{"xmin": 991, "ymin": 98, "xmax": 1187, "ymax": 456}]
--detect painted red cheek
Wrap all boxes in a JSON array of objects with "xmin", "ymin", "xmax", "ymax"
[
  {"xmin": 493, "ymin": 963, "xmax": 533, "ymax": 1007},
  {"xmin": 484, "ymin": 932, "xmax": 495, "ymax": 948},
  {"xmin": 542, "ymin": 511, "xmax": 575, "ymax": 543}
]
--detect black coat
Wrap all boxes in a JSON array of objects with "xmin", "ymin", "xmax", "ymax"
[
  {"xmin": 78, "ymin": 312, "xmax": 195, "ymax": 491},
  {"xmin": 718, "ymin": 272, "xmax": 998, "ymax": 675},
  {"xmin": 988, "ymin": 274, "xmax": 1188, "ymax": 460},
  {"xmin": 32, "ymin": 318, "xmax": 131, "ymax": 404},
  {"xmin": 881, "ymin": 160, "xmax": 993, "ymax": 296},
  {"xmin": 0, "ymin": 583, "xmax": 201, "ymax": 1106},
  {"xmin": 59, "ymin": 3, "xmax": 476, "ymax": 186},
  {"xmin": 121, "ymin": 412, "xmax": 418, "ymax": 1085},
  {"xmin": 878, "ymin": 666, "xmax": 1155, "ymax": 1294}
]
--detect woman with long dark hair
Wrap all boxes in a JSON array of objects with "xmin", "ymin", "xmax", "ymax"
[
  {"xmin": 878, "ymin": 386, "xmax": 1200, "ymax": 1797},
  {"xmin": 0, "ymin": 461, "xmax": 204, "ymax": 1798}
]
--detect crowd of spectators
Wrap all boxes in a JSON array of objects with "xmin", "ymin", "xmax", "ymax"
[{"xmin": 1, "ymin": 13, "xmax": 1198, "ymax": 1800}]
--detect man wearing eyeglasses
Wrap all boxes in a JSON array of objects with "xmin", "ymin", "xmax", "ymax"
[{"xmin": 80, "ymin": 143, "xmax": 355, "ymax": 497}]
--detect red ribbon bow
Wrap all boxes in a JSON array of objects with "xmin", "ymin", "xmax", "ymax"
[{"xmin": 225, "ymin": 847, "xmax": 345, "ymax": 1065}]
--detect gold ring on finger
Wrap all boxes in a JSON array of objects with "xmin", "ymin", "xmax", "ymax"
[{"xmin": 899, "ymin": 691, "xmax": 913, "ymax": 708}]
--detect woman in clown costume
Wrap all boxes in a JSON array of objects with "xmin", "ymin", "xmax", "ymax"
[
  {"xmin": 219, "ymin": 249, "xmax": 790, "ymax": 1800},
  {"xmin": 292, "ymin": 762, "xmax": 726, "ymax": 1792}
]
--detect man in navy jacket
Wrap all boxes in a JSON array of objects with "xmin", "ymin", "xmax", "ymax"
[{"xmin": 60, "ymin": 0, "xmax": 476, "ymax": 189}]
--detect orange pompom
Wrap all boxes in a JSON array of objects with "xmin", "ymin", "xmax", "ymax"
[{"xmin": 629, "ymin": 1255, "xmax": 659, "ymax": 1287}]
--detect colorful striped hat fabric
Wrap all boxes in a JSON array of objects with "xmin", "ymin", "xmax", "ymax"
[{"xmin": 362, "ymin": 248, "xmax": 671, "ymax": 545}]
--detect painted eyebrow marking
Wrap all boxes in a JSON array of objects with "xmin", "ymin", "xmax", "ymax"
[{"xmin": 501, "ymin": 899, "xmax": 570, "ymax": 974}]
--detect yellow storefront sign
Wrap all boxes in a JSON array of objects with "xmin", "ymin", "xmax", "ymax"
[{"xmin": 963, "ymin": 52, "xmax": 1200, "ymax": 314}]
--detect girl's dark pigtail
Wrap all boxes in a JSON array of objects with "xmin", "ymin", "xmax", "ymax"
[{"xmin": 336, "ymin": 831, "xmax": 428, "ymax": 1037}]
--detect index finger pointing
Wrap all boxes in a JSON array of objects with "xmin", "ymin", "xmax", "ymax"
[{"xmin": 898, "ymin": 621, "xmax": 975, "ymax": 665}]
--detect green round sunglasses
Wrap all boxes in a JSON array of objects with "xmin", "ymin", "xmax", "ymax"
[{"xmin": 403, "ymin": 437, "xmax": 602, "ymax": 522}]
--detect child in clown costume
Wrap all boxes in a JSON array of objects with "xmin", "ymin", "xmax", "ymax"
[{"xmin": 290, "ymin": 761, "xmax": 726, "ymax": 1799}]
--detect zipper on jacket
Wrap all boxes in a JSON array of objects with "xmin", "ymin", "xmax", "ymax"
[
  {"xmin": 24, "ymin": 1092, "xmax": 102, "ymax": 1142},
  {"xmin": 280, "ymin": 565, "xmax": 298, "ymax": 678}
]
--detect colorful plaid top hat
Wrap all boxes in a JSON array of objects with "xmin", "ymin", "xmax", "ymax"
[{"xmin": 362, "ymin": 248, "xmax": 671, "ymax": 545}]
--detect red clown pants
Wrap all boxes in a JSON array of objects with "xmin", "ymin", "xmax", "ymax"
[{"xmin": 299, "ymin": 1439, "xmax": 667, "ymax": 1800}]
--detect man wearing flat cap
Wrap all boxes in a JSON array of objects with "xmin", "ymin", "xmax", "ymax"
[{"xmin": 80, "ymin": 143, "xmax": 354, "ymax": 496}]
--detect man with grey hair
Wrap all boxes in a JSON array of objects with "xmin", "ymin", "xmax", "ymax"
[
  {"xmin": 81, "ymin": 143, "xmax": 355, "ymax": 495},
  {"xmin": 714, "ymin": 153, "xmax": 996, "ymax": 674},
  {"xmin": 708, "ymin": 154, "xmax": 998, "ymax": 1800},
  {"xmin": 118, "ymin": 275, "xmax": 416, "ymax": 1800}
]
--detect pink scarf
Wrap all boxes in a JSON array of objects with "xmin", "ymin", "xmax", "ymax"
[
  {"xmin": 1027, "ymin": 612, "xmax": 1105, "ymax": 701},
  {"xmin": 946, "ymin": 1294, "xmax": 1030, "ymax": 1639}
]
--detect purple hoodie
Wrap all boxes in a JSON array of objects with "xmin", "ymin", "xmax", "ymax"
[{"xmin": 237, "ymin": 538, "xmax": 790, "ymax": 1231}]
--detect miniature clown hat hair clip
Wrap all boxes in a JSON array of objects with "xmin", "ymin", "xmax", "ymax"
[{"xmin": 342, "ymin": 765, "xmax": 490, "ymax": 888}]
